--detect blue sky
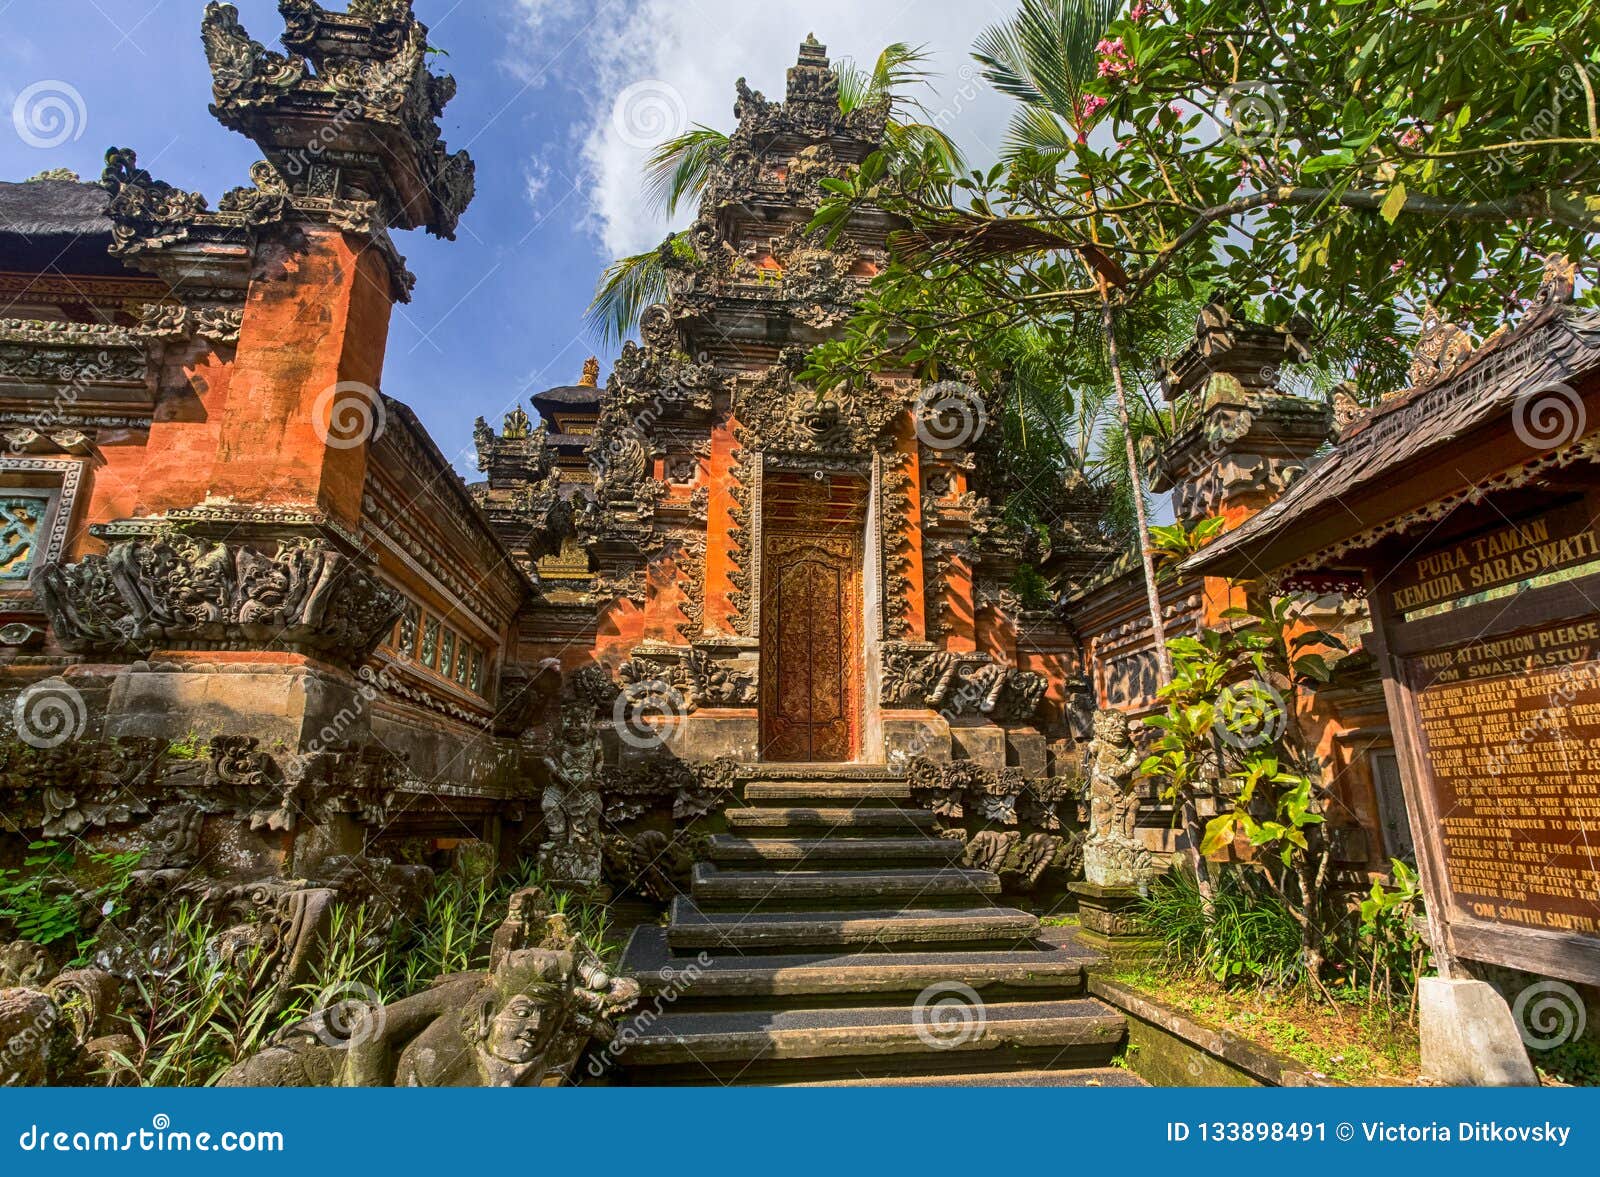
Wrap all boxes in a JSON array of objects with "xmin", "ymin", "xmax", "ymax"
[{"xmin": 0, "ymin": 0, "xmax": 1022, "ymax": 475}]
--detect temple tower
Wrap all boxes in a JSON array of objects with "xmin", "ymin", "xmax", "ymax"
[{"xmin": 562, "ymin": 38, "xmax": 1059, "ymax": 766}]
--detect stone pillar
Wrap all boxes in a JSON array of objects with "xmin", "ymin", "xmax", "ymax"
[{"xmin": 1152, "ymin": 303, "xmax": 1331, "ymax": 530}]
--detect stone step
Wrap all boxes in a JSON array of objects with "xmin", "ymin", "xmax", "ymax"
[
  {"xmin": 706, "ymin": 834, "xmax": 959, "ymax": 867},
  {"xmin": 743, "ymin": 781, "xmax": 915, "ymax": 804},
  {"xmin": 624, "ymin": 925, "xmax": 1090, "ymax": 1006},
  {"xmin": 725, "ymin": 806, "xmax": 937, "ymax": 832},
  {"xmin": 734, "ymin": 763, "xmax": 905, "ymax": 783},
  {"xmin": 690, "ymin": 862, "xmax": 1000, "ymax": 909},
  {"xmin": 782, "ymin": 1067, "xmax": 1146, "ymax": 1087},
  {"xmin": 665, "ymin": 897, "xmax": 1040, "ymax": 953},
  {"xmin": 610, "ymin": 998, "xmax": 1127, "ymax": 1082}
]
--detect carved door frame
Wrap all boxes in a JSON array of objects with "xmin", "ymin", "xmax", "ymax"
[{"xmin": 756, "ymin": 465, "xmax": 870, "ymax": 762}]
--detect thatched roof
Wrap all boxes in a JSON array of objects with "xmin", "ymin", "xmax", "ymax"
[{"xmin": 0, "ymin": 179, "xmax": 112, "ymax": 239}]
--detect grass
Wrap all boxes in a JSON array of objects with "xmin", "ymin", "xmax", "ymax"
[{"xmin": 1114, "ymin": 966, "xmax": 1421, "ymax": 1086}]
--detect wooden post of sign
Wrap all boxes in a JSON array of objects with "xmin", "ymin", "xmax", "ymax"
[{"xmin": 1363, "ymin": 578, "xmax": 1459, "ymax": 979}]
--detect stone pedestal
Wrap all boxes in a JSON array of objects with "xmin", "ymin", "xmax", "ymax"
[
  {"xmin": 949, "ymin": 720, "xmax": 1007, "ymax": 769},
  {"xmin": 883, "ymin": 710, "xmax": 951, "ymax": 764},
  {"xmin": 1070, "ymin": 880, "xmax": 1156, "ymax": 964},
  {"xmin": 1419, "ymin": 976, "xmax": 1537, "ymax": 1086}
]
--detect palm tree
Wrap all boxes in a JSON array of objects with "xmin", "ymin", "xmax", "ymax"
[
  {"xmin": 587, "ymin": 43, "xmax": 965, "ymax": 345},
  {"xmin": 971, "ymin": 0, "xmax": 1215, "ymax": 895}
]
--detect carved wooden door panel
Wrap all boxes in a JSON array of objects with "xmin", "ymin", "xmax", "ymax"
[{"xmin": 758, "ymin": 474, "xmax": 865, "ymax": 763}]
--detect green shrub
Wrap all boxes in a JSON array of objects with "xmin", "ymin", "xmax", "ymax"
[{"xmin": 1140, "ymin": 867, "xmax": 1305, "ymax": 989}]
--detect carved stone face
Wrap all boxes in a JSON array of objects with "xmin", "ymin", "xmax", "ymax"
[
  {"xmin": 483, "ymin": 994, "xmax": 548, "ymax": 1064},
  {"xmin": 1093, "ymin": 708, "xmax": 1131, "ymax": 747}
]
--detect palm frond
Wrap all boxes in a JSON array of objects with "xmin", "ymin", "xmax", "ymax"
[
  {"xmin": 1003, "ymin": 105, "xmax": 1079, "ymax": 162},
  {"xmin": 973, "ymin": 0, "xmax": 1121, "ymax": 132},
  {"xmin": 585, "ymin": 240, "xmax": 676, "ymax": 346},
  {"xmin": 883, "ymin": 121, "xmax": 968, "ymax": 174},
  {"xmin": 642, "ymin": 125, "xmax": 731, "ymax": 216},
  {"xmin": 835, "ymin": 41, "xmax": 937, "ymax": 117}
]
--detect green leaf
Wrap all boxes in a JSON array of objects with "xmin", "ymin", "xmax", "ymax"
[{"xmin": 1379, "ymin": 182, "xmax": 1407, "ymax": 224}]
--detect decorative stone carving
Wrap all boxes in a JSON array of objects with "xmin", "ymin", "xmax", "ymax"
[
  {"xmin": 881, "ymin": 643, "xmax": 960, "ymax": 707},
  {"xmin": 603, "ymin": 830, "xmax": 695, "ymax": 901},
  {"xmin": 0, "ymin": 318, "xmax": 150, "ymax": 387},
  {"xmin": 962, "ymin": 829, "xmax": 1083, "ymax": 892},
  {"xmin": 735, "ymin": 363, "xmax": 902, "ymax": 458},
  {"xmin": 37, "ymin": 534, "xmax": 402, "ymax": 668},
  {"xmin": 134, "ymin": 301, "xmax": 244, "ymax": 345},
  {"xmin": 685, "ymin": 648, "xmax": 756, "ymax": 709},
  {"xmin": 1536, "ymin": 252, "xmax": 1577, "ymax": 307},
  {"xmin": 1082, "ymin": 709, "xmax": 1151, "ymax": 888},
  {"xmin": 0, "ymin": 732, "xmax": 407, "ymax": 840},
  {"xmin": 537, "ymin": 703, "xmax": 604, "ymax": 889},
  {"xmin": 1408, "ymin": 305, "xmax": 1477, "ymax": 389},
  {"xmin": 217, "ymin": 931, "xmax": 637, "ymax": 1087},
  {"xmin": 200, "ymin": 0, "xmax": 475, "ymax": 239},
  {"xmin": 100, "ymin": 148, "xmax": 211, "ymax": 257},
  {"xmin": 879, "ymin": 643, "xmax": 1045, "ymax": 722}
]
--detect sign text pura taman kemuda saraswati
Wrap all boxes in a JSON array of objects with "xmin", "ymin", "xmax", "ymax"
[{"xmin": 1384, "ymin": 495, "xmax": 1600, "ymax": 981}]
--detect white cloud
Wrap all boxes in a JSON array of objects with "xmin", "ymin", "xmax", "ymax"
[
  {"xmin": 507, "ymin": 0, "xmax": 1020, "ymax": 260},
  {"xmin": 523, "ymin": 157, "xmax": 552, "ymax": 208}
]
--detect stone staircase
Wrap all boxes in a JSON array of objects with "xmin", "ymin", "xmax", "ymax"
[{"xmin": 610, "ymin": 764, "xmax": 1140, "ymax": 1086}]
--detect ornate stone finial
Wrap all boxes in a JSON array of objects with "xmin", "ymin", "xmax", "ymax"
[
  {"xmin": 1157, "ymin": 301, "xmax": 1311, "ymax": 403},
  {"xmin": 98, "ymin": 147, "xmax": 211, "ymax": 256},
  {"xmin": 199, "ymin": 0, "xmax": 475, "ymax": 239},
  {"xmin": 1407, "ymin": 303, "xmax": 1475, "ymax": 389},
  {"xmin": 502, "ymin": 404, "xmax": 532, "ymax": 440},
  {"xmin": 1536, "ymin": 252, "xmax": 1577, "ymax": 307},
  {"xmin": 787, "ymin": 32, "xmax": 838, "ymax": 110},
  {"xmin": 579, "ymin": 357, "xmax": 600, "ymax": 388}
]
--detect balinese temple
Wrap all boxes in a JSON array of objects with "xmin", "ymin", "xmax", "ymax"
[
  {"xmin": 469, "ymin": 35, "xmax": 1115, "ymax": 772},
  {"xmin": 0, "ymin": 2, "xmax": 1463, "ymax": 1087}
]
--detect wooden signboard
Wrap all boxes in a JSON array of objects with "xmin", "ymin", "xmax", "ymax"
[{"xmin": 1372, "ymin": 496, "xmax": 1600, "ymax": 984}]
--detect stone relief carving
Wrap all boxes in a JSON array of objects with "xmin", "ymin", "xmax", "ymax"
[
  {"xmin": 537, "ymin": 703, "xmax": 604, "ymax": 890},
  {"xmin": 216, "ymin": 889, "xmax": 638, "ymax": 1087},
  {"xmin": 879, "ymin": 642, "xmax": 1047, "ymax": 723},
  {"xmin": 37, "ymin": 534, "xmax": 402, "ymax": 668},
  {"xmin": 1082, "ymin": 709, "xmax": 1152, "ymax": 888},
  {"xmin": 0, "ymin": 318, "xmax": 149, "ymax": 386}
]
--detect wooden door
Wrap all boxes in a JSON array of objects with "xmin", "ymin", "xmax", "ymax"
[{"xmin": 759, "ymin": 475, "xmax": 865, "ymax": 762}]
